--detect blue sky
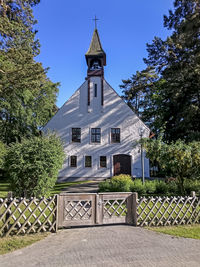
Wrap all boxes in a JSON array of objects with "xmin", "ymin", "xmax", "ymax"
[{"xmin": 33, "ymin": 0, "xmax": 174, "ymax": 108}]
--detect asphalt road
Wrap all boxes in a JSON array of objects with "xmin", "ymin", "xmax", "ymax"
[{"xmin": 0, "ymin": 225, "xmax": 200, "ymax": 267}]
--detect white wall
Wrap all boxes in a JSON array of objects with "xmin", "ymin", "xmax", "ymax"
[{"xmin": 44, "ymin": 77, "xmax": 150, "ymax": 181}]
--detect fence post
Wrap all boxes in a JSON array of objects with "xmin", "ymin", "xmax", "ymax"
[
  {"xmin": 190, "ymin": 191, "xmax": 196, "ymax": 197},
  {"xmin": 127, "ymin": 192, "xmax": 138, "ymax": 226},
  {"xmin": 132, "ymin": 192, "xmax": 138, "ymax": 226},
  {"xmin": 96, "ymin": 194, "xmax": 103, "ymax": 225},
  {"xmin": 55, "ymin": 195, "xmax": 59, "ymax": 232}
]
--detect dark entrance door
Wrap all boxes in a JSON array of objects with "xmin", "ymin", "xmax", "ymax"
[{"xmin": 113, "ymin": 154, "xmax": 131, "ymax": 176}]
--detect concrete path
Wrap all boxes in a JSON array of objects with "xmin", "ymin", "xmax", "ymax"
[
  {"xmin": 62, "ymin": 181, "xmax": 100, "ymax": 193},
  {"xmin": 1, "ymin": 225, "xmax": 200, "ymax": 267}
]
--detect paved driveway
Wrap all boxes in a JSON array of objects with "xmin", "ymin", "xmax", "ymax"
[{"xmin": 0, "ymin": 225, "xmax": 200, "ymax": 267}]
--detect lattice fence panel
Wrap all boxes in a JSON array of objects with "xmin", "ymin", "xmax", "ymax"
[
  {"xmin": 137, "ymin": 196, "xmax": 200, "ymax": 227},
  {"xmin": 0, "ymin": 195, "xmax": 57, "ymax": 237},
  {"xmin": 103, "ymin": 199, "xmax": 127, "ymax": 219},
  {"xmin": 64, "ymin": 200, "xmax": 92, "ymax": 221}
]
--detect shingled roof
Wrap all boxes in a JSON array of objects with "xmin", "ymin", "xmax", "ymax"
[{"xmin": 85, "ymin": 29, "xmax": 106, "ymax": 65}]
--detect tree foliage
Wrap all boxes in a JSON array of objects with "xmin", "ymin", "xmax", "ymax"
[
  {"xmin": 0, "ymin": 141, "xmax": 7, "ymax": 169},
  {"xmin": 5, "ymin": 134, "xmax": 65, "ymax": 197},
  {"xmin": 143, "ymin": 138, "xmax": 200, "ymax": 193},
  {"xmin": 0, "ymin": 0, "xmax": 59, "ymax": 144},
  {"xmin": 121, "ymin": 0, "xmax": 200, "ymax": 142}
]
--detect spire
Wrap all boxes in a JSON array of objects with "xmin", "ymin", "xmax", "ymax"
[{"xmin": 85, "ymin": 29, "xmax": 106, "ymax": 66}]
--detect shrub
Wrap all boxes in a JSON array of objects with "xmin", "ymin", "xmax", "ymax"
[
  {"xmin": 167, "ymin": 180, "xmax": 179, "ymax": 194},
  {"xmin": 5, "ymin": 134, "xmax": 65, "ymax": 197},
  {"xmin": 145, "ymin": 180, "xmax": 156, "ymax": 194},
  {"xmin": 183, "ymin": 179, "xmax": 200, "ymax": 195},
  {"xmin": 99, "ymin": 179, "xmax": 111, "ymax": 192},
  {"xmin": 155, "ymin": 180, "xmax": 168, "ymax": 194},
  {"xmin": 131, "ymin": 179, "xmax": 146, "ymax": 195},
  {"xmin": 99, "ymin": 175, "xmax": 133, "ymax": 192},
  {"xmin": 99, "ymin": 176, "xmax": 194, "ymax": 196}
]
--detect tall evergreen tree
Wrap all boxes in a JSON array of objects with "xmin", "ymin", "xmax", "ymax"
[
  {"xmin": 0, "ymin": 0, "xmax": 59, "ymax": 144},
  {"xmin": 121, "ymin": 0, "xmax": 200, "ymax": 142}
]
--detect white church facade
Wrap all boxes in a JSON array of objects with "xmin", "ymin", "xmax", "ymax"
[{"xmin": 44, "ymin": 28, "xmax": 150, "ymax": 182}]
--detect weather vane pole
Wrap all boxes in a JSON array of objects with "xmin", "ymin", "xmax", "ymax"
[{"xmin": 93, "ymin": 15, "xmax": 99, "ymax": 29}]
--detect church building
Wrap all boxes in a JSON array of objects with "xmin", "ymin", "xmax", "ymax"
[{"xmin": 43, "ymin": 28, "xmax": 150, "ymax": 182}]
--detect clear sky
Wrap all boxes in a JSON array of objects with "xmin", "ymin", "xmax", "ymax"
[{"xmin": 33, "ymin": 0, "xmax": 174, "ymax": 108}]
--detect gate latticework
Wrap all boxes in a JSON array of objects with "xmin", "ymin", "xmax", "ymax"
[{"xmin": 58, "ymin": 193, "xmax": 133, "ymax": 227}]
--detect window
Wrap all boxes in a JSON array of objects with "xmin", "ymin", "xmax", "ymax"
[
  {"xmin": 100, "ymin": 156, "xmax": 107, "ymax": 168},
  {"xmin": 94, "ymin": 84, "xmax": 97, "ymax": 97},
  {"xmin": 72, "ymin": 128, "xmax": 81, "ymax": 142},
  {"xmin": 85, "ymin": 156, "xmax": 92, "ymax": 167},
  {"xmin": 111, "ymin": 128, "xmax": 120, "ymax": 143},
  {"xmin": 70, "ymin": 156, "xmax": 77, "ymax": 167},
  {"xmin": 91, "ymin": 128, "xmax": 101, "ymax": 143}
]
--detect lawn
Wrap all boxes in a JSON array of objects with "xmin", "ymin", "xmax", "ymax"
[
  {"xmin": 0, "ymin": 179, "xmax": 91, "ymax": 198},
  {"xmin": 0, "ymin": 232, "xmax": 48, "ymax": 255},
  {"xmin": 0, "ymin": 180, "xmax": 11, "ymax": 198},
  {"xmin": 147, "ymin": 224, "xmax": 200, "ymax": 239}
]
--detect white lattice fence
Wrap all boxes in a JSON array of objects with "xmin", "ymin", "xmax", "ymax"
[
  {"xmin": 137, "ymin": 196, "xmax": 200, "ymax": 226},
  {"xmin": 0, "ymin": 195, "xmax": 58, "ymax": 236}
]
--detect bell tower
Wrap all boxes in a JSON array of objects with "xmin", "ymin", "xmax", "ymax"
[{"xmin": 85, "ymin": 28, "xmax": 106, "ymax": 78}]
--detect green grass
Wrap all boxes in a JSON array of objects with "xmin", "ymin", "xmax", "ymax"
[
  {"xmin": 0, "ymin": 232, "xmax": 49, "ymax": 255},
  {"xmin": 0, "ymin": 180, "xmax": 11, "ymax": 198},
  {"xmin": 0, "ymin": 179, "xmax": 92, "ymax": 198},
  {"xmin": 147, "ymin": 224, "xmax": 200, "ymax": 239}
]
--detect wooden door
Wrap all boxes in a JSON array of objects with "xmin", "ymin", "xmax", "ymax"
[{"xmin": 113, "ymin": 154, "xmax": 131, "ymax": 176}]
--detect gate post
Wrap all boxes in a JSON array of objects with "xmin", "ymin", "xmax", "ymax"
[
  {"xmin": 127, "ymin": 192, "xmax": 138, "ymax": 226},
  {"xmin": 55, "ymin": 194, "xmax": 59, "ymax": 232},
  {"xmin": 132, "ymin": 192, "xmax": 138, "ymax": 226},
  {"xmin": 96, "ymin": 194, "xmax": 103, "ymax": 225}
]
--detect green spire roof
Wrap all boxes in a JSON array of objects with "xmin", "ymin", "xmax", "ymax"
[{"xmin": 85, "ymin": 29, "xmax": 106, "ymax": 65}]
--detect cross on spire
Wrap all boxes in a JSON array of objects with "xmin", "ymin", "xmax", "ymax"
[{"xmin": 93, "ymin": 15, "xmax": 99, "ymax": 29}]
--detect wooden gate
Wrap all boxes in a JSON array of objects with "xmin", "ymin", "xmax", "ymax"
[{"xmin": 58, "ymin": 193, "xmax": 133, "ymax": 227}]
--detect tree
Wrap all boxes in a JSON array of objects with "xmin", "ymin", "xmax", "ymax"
[
  {"xmin": 120, "ymin": 67, "xmax": 157, "ymax": 117},
  {"xmin": 0, "ymin": 0, "xmax": 59, "ymax": 144},
  {"xmin": 121, "ymin": 0, "xmax": 200, "ymax": 142},
  {"xmin": 0, "ymin": 141, "xmax": 7, "ymax": 169},
  {"xmin": 5, "ymin": 134, "xmax": 65, "ymax": 197},
  {"xmin": 143, "ymin": 138, "xmax": 200, "ymax": 193}
]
